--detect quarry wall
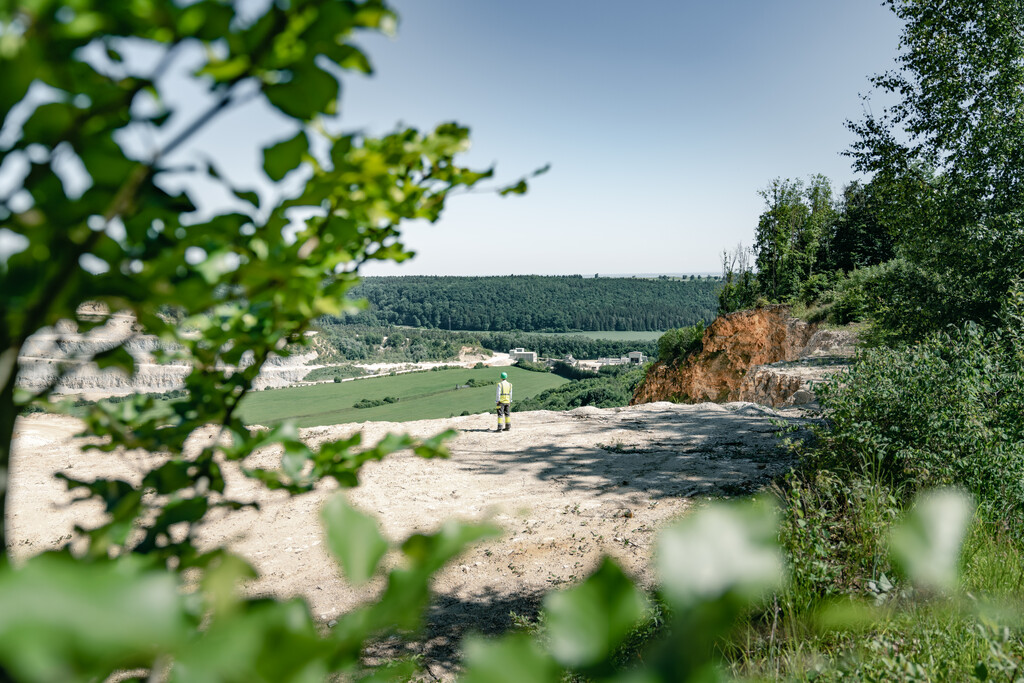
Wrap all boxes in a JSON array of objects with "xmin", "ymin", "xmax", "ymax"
[{"xmin": 632, "ymin": 307, "xmax": 855, "ymax": 408}]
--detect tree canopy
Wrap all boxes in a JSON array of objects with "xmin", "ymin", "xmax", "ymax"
[
  {"xmin": 845, "ymin": 0, "xmax": 1024, "ymax": 333},
  {"xmin": 337, "ymin": 275, "xmax": 721, "ymax": 332}
]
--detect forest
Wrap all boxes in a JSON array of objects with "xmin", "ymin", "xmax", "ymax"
[
  {"xmin": 308, "ymin": 323, "xmax": 658, "ymax": 363},
  {"xmin": 333, "ymin": 275, "xmax": 720, "ymax": 332}
]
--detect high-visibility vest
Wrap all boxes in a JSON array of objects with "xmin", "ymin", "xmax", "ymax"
[{"xmin": 497, "ymin": 380, "xmax": 512, "ymax": 404}]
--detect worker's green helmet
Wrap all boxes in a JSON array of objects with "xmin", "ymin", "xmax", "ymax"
[{"xmin": 500, "ymin": 372, "xmax": 507, "ymax": 379}]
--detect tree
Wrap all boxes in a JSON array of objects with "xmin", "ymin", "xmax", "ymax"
[
  {"xmin": 718, "ymin": 243, "xmax": 756, "ymax": 314},
  {"xmin": 0, "ymin": 1, "xmax": 540, "ymax": 678},
  {"xmin": 846, "ymin": 0, "xmax": 1024, "ymax": 335},
  {"xmin": 752, "ymin": 176, "xmax": 835, "ymax": 302},
  {"xmin": 822, "ymin": 179, "xmax": 894, "ymax": 272}
]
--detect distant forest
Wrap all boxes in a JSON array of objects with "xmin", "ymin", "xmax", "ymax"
[
  {"xmin": 310, "ymin": 324, "xmax": 658, "ymax": 362},
  {"xmin": 335, "ymin": 275, "xmax": 721, "ymax": 332}
]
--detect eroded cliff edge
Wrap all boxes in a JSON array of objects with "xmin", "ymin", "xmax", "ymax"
[{"xmin": 632, "ymin": 306, "xmax": 856, "ymax": 407}]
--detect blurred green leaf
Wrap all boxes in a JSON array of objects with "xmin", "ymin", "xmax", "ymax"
[
  {"xmin": 890, "ymin": 488, "xmax": 974, "ymax": 592},
  {"xmin": 265, "ymin": 64, "xmax": 338, "ymax": 120},
  {"xmin": 263, "ymin": 130, "xmax": 309, "ymax": 182},
  {"xmin": 321, "ymin": 493, "xmax": 388, "ymax": 586},
  {"xmin": 402, "ymin": 520, "xmax": 500, "ymax": 574},
  {"xmin": 543, "ymin": 558, "xmax": 649, "ymax": 668},
  {"xmin": 460, "ymin": 633, "xmax": 561, "ymax": 683},
  {"xmin": 0, "ymin": 554, "xmax": 186, "ymax": 682},
  {"xmin": 656, "ymin": 497, "xmax": 784, "ymax": 608},
  {"xmin": 499, "ymin": 179, "xmax": 527, "ymax": 196}
]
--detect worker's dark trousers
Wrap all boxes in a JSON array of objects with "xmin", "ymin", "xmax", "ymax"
[{"xmin": 496, "ymin": 402, "xmax": 511, "ymax": 430}]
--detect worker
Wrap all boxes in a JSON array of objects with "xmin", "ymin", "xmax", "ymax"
[{"xmin": 495, "ymin": 371, "xmax": 512, "ymax": 432}]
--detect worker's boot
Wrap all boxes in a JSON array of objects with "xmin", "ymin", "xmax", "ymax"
[{"xmin": 504, "ymin": 425, "xmax": 511, "ymax": 431}]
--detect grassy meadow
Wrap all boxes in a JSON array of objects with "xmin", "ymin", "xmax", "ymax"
[{"xmin": 237, "ymin": 365, "xmax": 568, "ymax": 428}]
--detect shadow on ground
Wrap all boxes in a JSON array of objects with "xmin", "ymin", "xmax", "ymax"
[
  {"xmin": 363, "ymin": 587, "xmax": 547, "ymax": 679},
  {"xmin": 458, "ymin": 404, "xmax": 814, "ymax": 500}
]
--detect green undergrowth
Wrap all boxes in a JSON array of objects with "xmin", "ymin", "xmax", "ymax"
[
  {"xmin": 301, "ymin": 364, "xmax": 369, "ymax": 382},
  {"xmin": 714, "ymin": 292, "xmax": 1024, "ymax": 680}
]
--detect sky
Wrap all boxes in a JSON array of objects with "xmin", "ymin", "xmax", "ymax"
[
  {"xmin": 3, "ymin": 1, "xmax": 905, "ymax": 277},
  {"xmin": 334, "ymin": 1, "xmax": 906, "ymax": 276}
]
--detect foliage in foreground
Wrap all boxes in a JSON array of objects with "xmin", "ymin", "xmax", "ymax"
[
  {"xmin": 1, "ymin": 485, "xmax": 988, "ymax": 682},
  {"xmin": 0, "ymin": 0, "xmax": 535, "ymax": 679}
]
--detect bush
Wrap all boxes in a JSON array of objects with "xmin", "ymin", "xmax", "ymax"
[
  {"xmin": 516, "ymin": 366, "xmax": 645, "ymax": 411},
  {"xmin": 796, "ymin": 271, "xmax": 837, "ymax": 306},
  {"xmin": 656, "ymin": 323, "xmax": 705, "ymax": 364},
  {"xmin": 550, "ymin": 361, "xmax": 598, "ymax": 381},
  {"xmin": 809, "ymin": 317, "xmax": 1024, "ymax": 526},
  {"xmin": 303, "ymin": 364, "xmax": 368, "ymax": 382},
  {"xmin": 514, "ymin": 359, "xmax": 550, "ymax": 373},
  {"xmin": 353, "ymin": 396, "xmax": 401, "ymax": 409}
]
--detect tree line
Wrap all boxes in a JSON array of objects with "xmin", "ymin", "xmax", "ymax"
[
  {"xmin": 309, "ymin": 323, "xmax": 658, "ymax": 362},
  {"xmin": 721, "ymin": 0, "xmax": 1023, "ymax": 349},
  {"xmin": 333, "ymin": 275, "xmax": 720, "ymax": 332}
]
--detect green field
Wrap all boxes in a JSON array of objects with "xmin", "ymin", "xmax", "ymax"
[{"xmin": 237, "ymin": 366, "xmax": 568, "ymax": 428}]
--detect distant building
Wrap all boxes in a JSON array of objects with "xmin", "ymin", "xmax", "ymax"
[
  {"xmin": 509, "ymin": 347, "xmax": 538, "ymax": 363},
  {"xmin": 592, "ymin": 351, "xmax": 648, "ymax": 367}
]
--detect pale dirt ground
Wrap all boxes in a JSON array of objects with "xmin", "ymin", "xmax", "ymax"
[{"xmin": 8, "ymin": 401, "xmax": 809, "ymax": 679}]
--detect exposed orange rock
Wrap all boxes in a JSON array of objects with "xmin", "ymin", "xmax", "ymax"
[{"xmin": 631, "ymin": 306, "xmax": 816, "ymax": 405}]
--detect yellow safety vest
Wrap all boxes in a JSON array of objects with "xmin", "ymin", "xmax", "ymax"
[{"xmin": 497, "ymin": 380, "xmax": 512, "ymax": 404}]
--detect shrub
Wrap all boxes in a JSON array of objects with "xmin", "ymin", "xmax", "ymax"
[
  {"xmin": 656, "ymin": 323, "xmax": 704, "ymax": 364},
  {"xmin": 810, "ymin": 317, "xmax": 1024, "ymax": 526},
  {"xmin": 550, "ymin": 361, "xmax": 598, "ymax": 381},
  {"xmin": 353, "ymin": 396, "xmax": 401, "ymax": 409},
  {"xmin": 514, "ymin": 359, "xmax": 551, "ymax": 373},
  {"xmin": 303, "ymin": 364, "xmax": 368, "ymax": 382},
  {"xmin": 516, "ymin": 366, "xmax": 644, "ymax": 411}
]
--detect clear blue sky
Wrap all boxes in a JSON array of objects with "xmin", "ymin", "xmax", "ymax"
[{"xmin": 180, "ymin": 0, "xmax": 905, "ymax": 276}]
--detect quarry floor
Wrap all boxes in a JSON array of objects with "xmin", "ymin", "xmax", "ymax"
[{"xmin": 9, "ymin": 402, "xmax": 811, "ymax": 679}]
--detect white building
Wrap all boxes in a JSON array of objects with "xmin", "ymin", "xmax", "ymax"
[{"xmin": 509, "ymin": 347, "xmax": 538, "ymax": 363}]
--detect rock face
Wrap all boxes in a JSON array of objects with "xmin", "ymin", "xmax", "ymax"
[
  {"xmin": 16, "ymin": 313, "xmax": 319, "ymax": 397},
  {"xmin": 735, "ymin": 357, "xmax": 850, "ymax": 407},
  {"xmin": 632, "ymin": 307, "xmax": 817, "ymax": 405},
  {"xmin": 632, "ymin": 307, "xmax": 855, "ymax": 408}
]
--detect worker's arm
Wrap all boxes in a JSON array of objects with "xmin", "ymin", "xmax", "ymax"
[{"xmin": 496, "ymin": 384, "xmax": 500, "ymax": 403}]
